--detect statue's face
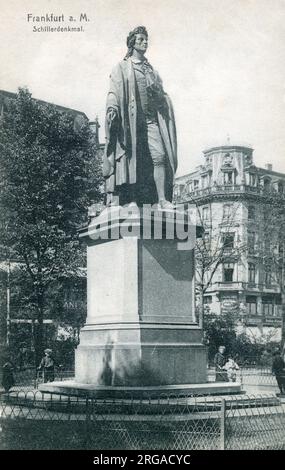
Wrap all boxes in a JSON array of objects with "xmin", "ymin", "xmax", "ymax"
[{"xmin": 133, "ymin": 33, "xmax": 148, "ymax": 54}]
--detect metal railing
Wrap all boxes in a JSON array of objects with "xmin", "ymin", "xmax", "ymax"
[
  {"xmin": 0, "ymin": 368, "xmax": 75, "ymax": 391},
  {"xmin": 1, "ymin": 366, "xmax": 281, "ymax": 391},
  {"xmin": 174, "ymin": 184, "xmax": 285, "ymax": 202},
  {"xmin": 0, "ymin": 390, "xmax": 284, "ymax": 450}
]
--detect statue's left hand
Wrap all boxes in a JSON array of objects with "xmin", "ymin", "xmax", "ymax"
[{"xmin": 107, "ymin": 107, "xmax": 117, "ymax": 125}]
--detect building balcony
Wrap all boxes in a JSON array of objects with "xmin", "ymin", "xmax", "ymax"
[
  {"xmin": 214, "ymin": 281, "xmax": 244, "ymax": 291},
  {"xmin": 212, "ymin": 281, "xmax": 281, "ymax": 293},
  {"xmin": 174, "ymin": 183, "xmax": 285, "ymax": 203},
  {"xmin": 244, "ymin": 315, "xmax": 282, "ymax": 327},
  {"xmin": 247, "ymin": 283, "xmax": 281, "ymax": 293},
  {"xmin": 263, "ymin": 316, "xmax": 282, "ymax": 326},
  {"xmin": 245, "ymin": 315, "xmax": 263, "ymax": 326}
]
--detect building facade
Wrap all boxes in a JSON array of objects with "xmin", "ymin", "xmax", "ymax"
[{"xmin": 174, "ymin": 145, "xmax": 285, "ymax": 340}]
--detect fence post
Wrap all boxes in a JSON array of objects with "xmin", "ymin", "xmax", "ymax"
[
  {"xmin": 34, "ymin": 369, "xmax": 38, "ymax": 389},
  {"xmin": 85, "ymin": 397, "xmax": 91, "ymax": 449},
  {"xmin": 220, "ymin": 399, "xmax": 226, "ymax": 450}
]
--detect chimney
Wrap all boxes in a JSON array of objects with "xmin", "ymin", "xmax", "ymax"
[{"xmin": 265, "ymin": 163, "xmax": 273, "ymax": 171}]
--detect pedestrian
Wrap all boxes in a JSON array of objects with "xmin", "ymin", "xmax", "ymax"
[
  {"xmin": 272, "ymin": 350, "xmax": 285, "ymax": 395},
  {"xmin": 260, "ymin": 349, "xmax": 272, "ymax": 368},
  {"xmin": 37, "ymin": 349, "xmax": 59, "ymax": 383},
  {"xmin": 223, "ymin": 356, "xmax": 240, "ymax": 382},
  {"xmin": 214, "ymin": 345, "xmax": 228, "ymax": 382},
  {"xmin": 2, "ymin": 359, "xmax": 15, "ymax": 393}
]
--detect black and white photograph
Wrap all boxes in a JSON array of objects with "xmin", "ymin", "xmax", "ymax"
[{"xmin": 0, "ymin": 0, "xmax": 285, "ymax": 456}]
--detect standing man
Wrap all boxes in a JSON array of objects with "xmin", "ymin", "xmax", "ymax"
[
  {"xmin": 214, "ymin": 345, "xmax": 228, "ymax": 382},
  {"xmin": 103, "ymin": 26, "xmax": 177, "ymax": 208},
  {"xmin": 272, "ymin": 350, "xmax": 285, "ymax": 395},
  {"xmin": 38, "ymin": 349, "xmax": 59, "ymax": 383}
]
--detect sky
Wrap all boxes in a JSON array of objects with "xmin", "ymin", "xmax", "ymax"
[{"xmin": 1, "ymin": 0, "xmax": 285, "ymax": 176}]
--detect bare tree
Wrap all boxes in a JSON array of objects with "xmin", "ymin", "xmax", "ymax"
[
  {"xmin": 193, "ymin": 200, "xmax": 247, "ymax": 323},
  {"xmin": 257, "ymin": 192, "xmax": 285, "ymax": 349}
]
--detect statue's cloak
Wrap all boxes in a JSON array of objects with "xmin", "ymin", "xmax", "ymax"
[{"xmin": 103, "ymin": 58, "xmax": 177, "ymax": 204}]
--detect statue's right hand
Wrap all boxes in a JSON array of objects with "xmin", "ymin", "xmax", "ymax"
[{"xmin": 107, "ymin": 107, "xmax": 117, "ymax": 124}]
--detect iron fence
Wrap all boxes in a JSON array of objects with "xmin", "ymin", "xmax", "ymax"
[
  {"xmin": 0, "ymin": 390, "xmax": 284, "ymax": 450},
  {"xmin": 0, "ymin": 368, "xmax": 75, "ymax": 391},
  {"xmin": 208, "ymin": 366, "xmax": 279, "ymax": 390},
  {"xmin": 1, "ymin": 367, "xmax": 280, "ymax": 394}
]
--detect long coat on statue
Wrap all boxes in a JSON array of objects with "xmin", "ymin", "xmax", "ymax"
[{"xmin": 103, "ymin": 58, "xmax": 177, "ymax": 205}]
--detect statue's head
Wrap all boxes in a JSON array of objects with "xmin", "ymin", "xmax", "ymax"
[{"xmin": 125, "ymin": 26, "xmax": 148, "ymax": 59}]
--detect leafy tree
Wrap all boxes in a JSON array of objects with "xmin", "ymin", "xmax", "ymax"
[{"xmin": 0, "ymin": 88, "xmax": 103, "ymax": 362}]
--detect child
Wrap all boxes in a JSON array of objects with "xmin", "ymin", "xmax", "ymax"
[{"xmin": 223, "ymin": 357, "xmax": 239, "ymax": 382}]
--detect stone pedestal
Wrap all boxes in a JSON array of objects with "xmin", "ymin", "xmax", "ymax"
[{"xmin": 75, "ymin": 208, "xmax": 208, "ymax": 386}]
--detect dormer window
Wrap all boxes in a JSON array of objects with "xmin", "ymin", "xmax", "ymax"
[
  {"xmin": 223, "ymin": 153, "xmax": 233, "ymax": 166},
  {"xmin": 263, "ymin": 178, "xmax": 271, "ymax": 192}
]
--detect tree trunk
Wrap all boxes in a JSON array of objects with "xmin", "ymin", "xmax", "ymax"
[
  {"xmin": 34, "ymin": 290, "xmax": 45, "ymax": 365},
  {"xmin": 281, "ymin": 291, "xmax": 285, "ymax": 353}
]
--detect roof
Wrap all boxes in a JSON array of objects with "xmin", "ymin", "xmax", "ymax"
[{"xmin": 0, "ymin": 89, "xmax": 88, "ymax": 120}]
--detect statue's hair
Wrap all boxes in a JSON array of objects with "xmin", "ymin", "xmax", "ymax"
[{"xmin": 124, "ymin": 26, "xmax": 148, "ymax": 59}]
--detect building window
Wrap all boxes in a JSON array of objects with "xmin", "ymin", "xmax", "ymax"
[
  {"xmin": 194, "ymin": 180, "xmax": 199, "ymax": 190},
  {"xmin": 278, "ymin": 182, "xmax": 284, "ymax": 193},
  {"xmin": 204, "ymin": 296, "xmax": 212, "ymax": 304},
  {"xmin": 174, "ymin": 184, "xmax": 184, "ymax": 197},
  {"xmin": 248, "ymin": 205, "xmax": 255, "ymax": 220},
  {"xmin": 223, "ymin": 263, "xmax": 234, "ymax": 282},
  {"xmin": 249, "ymin": 173, "xmax": 257, "ymax": 186},
  {"xmin": 201, "ymin": 175, "xmax": 208, "ymax": 188},
  {"xmin": 223, "ymin": 204, "xmax": 232, "ymax": 220},
  {"xmin": 246, "ymin": 296, "xmax": 257, "ymax": 315},
  {"xmin": 223, "ymin": 171, "xmax": 234, "ymax": 185},
  {"xmin": 222, "ymin": 233, "xmax": 235, "ymax": 251},
  {"xmin": 262, "ymin": 297, "xmax": 274, "ymax": 316},
  {"xmin": 173, "ymin": 185, "xmax": 180, "ymax": 198},
  {"xmin": 248, "ymin": 231, "xmax": 256, "ymax": 254},
  {"xmin": 202, "ymin": 206, "xmax": 209, "ymax": 222},
  {"xmin": 186, "ymin": 181, "xmax": 192, "ymax": 193},
  {"xmin": 248, "ymin": 263, "xmax": 256, "ymax": 284},
  {"xmin": 264, "ymin": 266, "xmax": 272, "ymax": 286}
]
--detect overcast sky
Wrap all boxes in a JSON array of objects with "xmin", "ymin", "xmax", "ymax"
[{"xmin": 1, "ymin": 0, "xmax": 285, "ymax": 176}]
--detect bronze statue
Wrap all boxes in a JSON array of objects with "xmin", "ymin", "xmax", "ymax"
[{"xmin": 103, "ymin": 26, "xmax": 177, "ymax": 208}]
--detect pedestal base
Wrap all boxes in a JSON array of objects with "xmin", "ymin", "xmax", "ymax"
[
  {"xmin": 76, "ymin": 212, "xmax": 207, "ymax": 390},
  {"xmin": 75, "ymin": 323, "xmax": 207, "ymax": 386},
  {"xmin": 39, "ymin": 380, "xmax": 242, "ymax": 398}
]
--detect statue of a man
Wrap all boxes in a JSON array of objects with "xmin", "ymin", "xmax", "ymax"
[{"xmin": 103, "ymin": 26, "xmax": 177, "ymax": 208}]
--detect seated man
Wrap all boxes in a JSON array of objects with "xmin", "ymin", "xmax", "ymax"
[{"xmin": 214, "ymin": 345, "xmax": 228, "ymax": 382}]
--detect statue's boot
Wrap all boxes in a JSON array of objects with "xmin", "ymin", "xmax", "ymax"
[{"xmin": 159, "ymin": 199, "xmax": 175, "ymax": 210}]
